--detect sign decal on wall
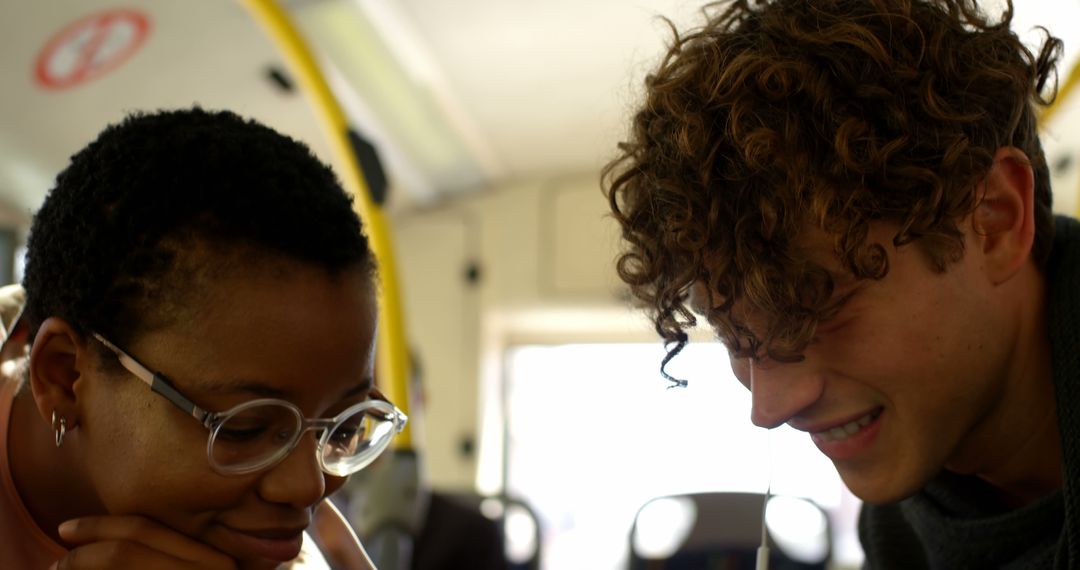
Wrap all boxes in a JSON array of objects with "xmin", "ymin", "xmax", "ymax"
[{"xmin": 34, "ymin": 8, "xmax": 152, "ymax": 90}]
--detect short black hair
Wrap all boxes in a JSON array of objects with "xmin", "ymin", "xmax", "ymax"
[{"xmin": 23, "ymin": 107, "xmax": 375, "ymax": 345}]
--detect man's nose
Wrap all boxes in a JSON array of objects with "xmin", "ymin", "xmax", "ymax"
[{"xmin": 748, "ymin": 358, "xmax": 824, "ymax": 429}]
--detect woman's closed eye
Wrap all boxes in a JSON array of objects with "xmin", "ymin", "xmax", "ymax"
[
  {"xmin": 215, "ymin": 425, "xmax": 270, "ymax": 443},
  {"xmin": 330, "ymin": 419, "xmax": 367, "ymax": 443},
  {"xmin": 215, "ymin": 422, "xmax": 294, "ymax": 444}
]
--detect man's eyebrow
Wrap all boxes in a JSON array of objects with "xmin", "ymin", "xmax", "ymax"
[
  {"xmin": 686, "ymin": 284, "xmax": 711, "ymax": 316},
  {"xmin": 829, "ymin": 269, "xmax": 870, "ymax": 296}
]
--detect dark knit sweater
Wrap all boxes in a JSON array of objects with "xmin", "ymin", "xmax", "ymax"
[{"xmin": 859, "ymin": 216, "xmax": 1080, "ymax": 569}]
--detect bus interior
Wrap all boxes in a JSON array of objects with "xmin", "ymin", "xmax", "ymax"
[{"xmin": 3, "ymin": 1, "xmax": 1080, "ymax": 568}]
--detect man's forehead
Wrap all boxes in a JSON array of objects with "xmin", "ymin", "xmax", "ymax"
[
  {"xmin": 792, "ymin": 222, "xmax": 886, "ymax": 285},
  {"xmin": 691, "ymin": 224, "xmax": 877, "ymax": 315}
]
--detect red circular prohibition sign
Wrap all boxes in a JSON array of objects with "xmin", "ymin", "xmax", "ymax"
[{"xmin": 34, "ymin": 9, "xmax": 151, "ymax": 90}]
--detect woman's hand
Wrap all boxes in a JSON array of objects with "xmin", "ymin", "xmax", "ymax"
[
  {"xmin": 52, "ymin": 515, "xmax": 238, "ymax": 570},
  {"xmin": 311, "ymin": 501, "xmax": 375, "ymax": 570}
]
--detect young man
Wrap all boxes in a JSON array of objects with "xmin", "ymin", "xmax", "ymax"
[{"xmin": 605, "ymin": 0, "xmax": 1076, "ymax": 567}]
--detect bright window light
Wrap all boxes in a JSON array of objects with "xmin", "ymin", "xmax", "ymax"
[
  {"xmin": 631, "ymin": 496, "xmax": 697, "ymax": 559},
  {"xmin": 766, "ymin": 495, "xmax": 830, "ymax": 563},
  {"xmin": 502, "ymin": 342, "xmax": 864, "ymax": 570}
]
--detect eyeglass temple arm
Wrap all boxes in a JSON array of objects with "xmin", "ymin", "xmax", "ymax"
[
  {"xmin": 92, "ymin": 334, "xmax": 211, "ymax": 425},
  {"xmin": 366, "ymin": 388, "xmax": 408, "ymax": 427}
]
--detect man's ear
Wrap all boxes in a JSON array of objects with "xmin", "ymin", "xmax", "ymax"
[
  {"xmin": 28, "ymin": 317, "xmax": 91, "ymax": 426},
  {"xmin": 971, "ymin": 146, "xmax": 1036, "ymax": 285}
]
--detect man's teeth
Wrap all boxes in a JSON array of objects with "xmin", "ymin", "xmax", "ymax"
[{"xmin": 817, "ymin": 412, "xmax": 875, "ymax": 442}]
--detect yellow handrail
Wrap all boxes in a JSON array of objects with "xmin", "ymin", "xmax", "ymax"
[
  {"xmin": 1038, "ymin": 57, "xmax": 1080, "ymax": 219},
  {"xmin": 241, "ymin": 0, "xmax": 412, "ymax": 449},
  {"xmin": 1041, "ymin": 59, "xmax": 1080, "ymax": 128}
]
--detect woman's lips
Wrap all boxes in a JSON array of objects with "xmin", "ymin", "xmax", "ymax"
[{"xmin": 221, "ymin": 526, "xmax": 306, "ymax": 562}]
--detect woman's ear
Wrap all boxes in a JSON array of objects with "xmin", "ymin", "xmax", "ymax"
[
  {"xmin": 28, "ymin": 317, "xmax": 91, "ymax": 426},
  {"xmin": 971, "ymin": 146, "xmax": 1036, "ymax": 285}
]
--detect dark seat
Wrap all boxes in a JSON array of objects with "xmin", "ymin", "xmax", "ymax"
[
  {"xmin": 629, "ymin": 492, "xmax": 831, "ymax": 570},
  {"xmin": 427, "ymin": 493, "xmax": 541, "ymax": 570},
  {"xmin": 358, "ymin": 490, "xmax": 540, "ymax": 570}
]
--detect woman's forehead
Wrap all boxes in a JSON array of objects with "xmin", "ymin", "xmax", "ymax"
[{"xmin": 125, "ymin": 266, "xmax": 376, "ymax": 405}]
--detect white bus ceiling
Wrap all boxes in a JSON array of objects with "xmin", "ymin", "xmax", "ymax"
[{"xmin": 1, "ymin": 0, "xmax": 1078, "ymax": 214}]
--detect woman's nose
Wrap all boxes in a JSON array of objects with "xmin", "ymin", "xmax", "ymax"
[{"xmin": 258, "ymin": 434, "xmax": 328, "ymax": 509}]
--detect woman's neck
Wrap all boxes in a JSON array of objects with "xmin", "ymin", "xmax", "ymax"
[{"xmin": 8, "ymin": 387, "xmax": 101, "ymax": 544}]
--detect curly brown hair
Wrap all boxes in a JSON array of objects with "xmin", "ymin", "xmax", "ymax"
[{"xmin": 605, "ymin": 0, "xmax": 1061, "ymax": 379}]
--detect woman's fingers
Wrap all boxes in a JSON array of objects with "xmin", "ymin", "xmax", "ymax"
[
  {"xmin": 55, "ymin": 515, "xmax": 237, "ymax": 570},
  {"xmin": 312, "ymin": 500, "xmax": 376, "ymax": 570},
  {"xmin": 55, "ymin": 539, "xmax": 193, "ymax": 570}
]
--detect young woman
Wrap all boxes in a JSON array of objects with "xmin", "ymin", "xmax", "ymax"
[{"xmin": 0, "ymin": 108, "xmax": 407, "ymax": 569}]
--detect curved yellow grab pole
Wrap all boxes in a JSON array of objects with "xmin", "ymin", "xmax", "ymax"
[
  {"xmin": 1041, "ymin": 59, "xmax": 1080, "ymax": 128},
  {"xmin": 1038, "ymin": 58, "xmax": 1080, "ymax": 219},
  {"xmin": 242, "ymin": 0, "xmax": 412, "ymax": 449}
]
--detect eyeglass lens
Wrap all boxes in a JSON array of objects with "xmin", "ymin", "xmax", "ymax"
[
  {"xmin": 207, "ymin": 402, "xmax": 397, "ymax": 475},
  {"xmin": 322, "ymin": 407, "xmax": 397, "ymax": 475}
]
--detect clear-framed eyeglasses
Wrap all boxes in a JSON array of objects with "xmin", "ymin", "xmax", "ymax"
[{"xmin": 92, "ymin": 333, "xmax": 407, "ymax": 477}]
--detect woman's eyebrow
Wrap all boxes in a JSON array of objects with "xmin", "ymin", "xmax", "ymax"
[
  {"xmin": 342, "ymin": 376, "xmax": 374, "ymax": 400},
  {"xmin": 194, "ymin": 375, "xmax": 374, "ymax": 401},
  {"xmin": 194, "ymin": 378, "xmax": 287, "ymax": 398}
]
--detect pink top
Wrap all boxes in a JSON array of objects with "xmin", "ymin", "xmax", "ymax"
[{"xmin": 0, "ymin": 378, "xmax": 68, "ymax": 569}]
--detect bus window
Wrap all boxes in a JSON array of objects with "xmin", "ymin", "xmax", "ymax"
[{"xmin": 500, "ymin": 342, "xmax": 863, "ymax": 570}]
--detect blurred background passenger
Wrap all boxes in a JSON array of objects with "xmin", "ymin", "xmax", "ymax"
[{"xmin": 343, "ymin": 349, "xmax": 508, "ymax": 570}]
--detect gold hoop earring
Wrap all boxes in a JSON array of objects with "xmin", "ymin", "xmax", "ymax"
[{"xmin": 52, "ymin": 411, "xmax": 67, "ymax": 448}]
